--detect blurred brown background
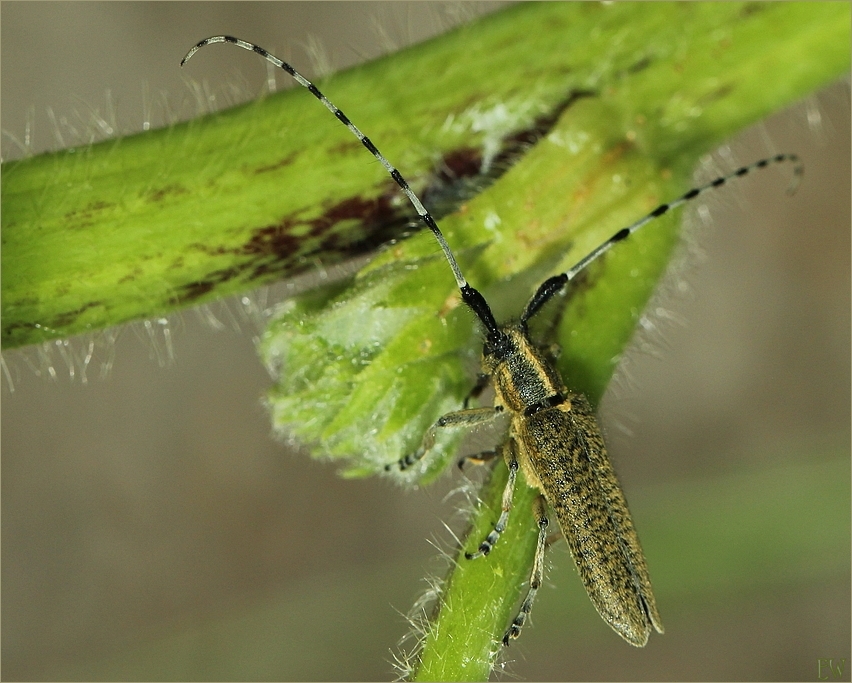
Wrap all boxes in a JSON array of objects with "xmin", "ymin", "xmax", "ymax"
[{"xmin": 2, "ymin": 3, "xmax": 849, "ymax": 681}]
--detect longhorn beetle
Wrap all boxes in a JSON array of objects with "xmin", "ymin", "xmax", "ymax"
[{"xmin": 182, "ymin": 36, "xmax": 802, "ymax": 648}]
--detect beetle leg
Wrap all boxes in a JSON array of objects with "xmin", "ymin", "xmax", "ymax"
[
  {"xmin": 463, "ymin": 373, "xmax": 491, "ymax": 409},
  {"xmin": 386, "ymin": 406, "xmax": 502, "ymax": 472},
  {"xmin": 466, "ymin": 442, "xmax": 518, "ymax": 559},
  {"xmin": 457, "ymin": 449, "xmax": 498, "ymax": 470},
  {"xmin": 503, "ymin": 494, "xmax": 549, "ymax": 645}
]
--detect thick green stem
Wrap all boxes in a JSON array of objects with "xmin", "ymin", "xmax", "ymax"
[{"xmin": 2, "ymin": 3, "xmax": 848, "ymax": 350}]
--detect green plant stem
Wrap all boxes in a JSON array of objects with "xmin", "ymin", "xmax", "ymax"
[{"xmin": 2, "ymin": 3, "xmax": 848, "ymax": 349}]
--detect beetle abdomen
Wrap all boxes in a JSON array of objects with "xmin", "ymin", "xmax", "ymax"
[{"xmin": 515, "ymin": 394, "xmax": 663, "ymax": 646}]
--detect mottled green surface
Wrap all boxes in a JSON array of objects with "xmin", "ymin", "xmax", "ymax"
[{"xmin": 2, "ymin": 3, "xmax": 847, "ymax": 351}]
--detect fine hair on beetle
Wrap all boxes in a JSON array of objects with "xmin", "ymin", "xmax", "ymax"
[{"xmin": 182, "ymin": 35, "xmax": 802, "ymax": 648}]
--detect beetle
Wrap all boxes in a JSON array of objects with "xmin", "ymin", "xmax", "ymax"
[{"xmin": 182, "ymin": 35, "xmax": 801, "ymax": 647}]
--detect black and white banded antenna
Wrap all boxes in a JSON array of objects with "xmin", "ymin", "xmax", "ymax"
[
  {"xmin": 181, "ymin": 36, "xmax": 802, "ymax": 337},
  {"xmin": 182, "ymin": 36, "xmax": 499, "ymax": 337},
  {"xmin": 519, "ymin": 152, "xmax": 803, "ymax": 324}
]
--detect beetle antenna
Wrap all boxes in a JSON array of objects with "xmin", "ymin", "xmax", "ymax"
[
  {"xmin": 521, "ymin": 153, "xmax": 803, "ymax": 323},
  {"xmin": 182, "ymin": 36, "xmax": 500, "ymax": 335}
]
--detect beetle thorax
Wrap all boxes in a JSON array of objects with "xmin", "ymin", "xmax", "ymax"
[{"xmin": 482, "ymin": 326, "xmax": 566, "ymax": 414}]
